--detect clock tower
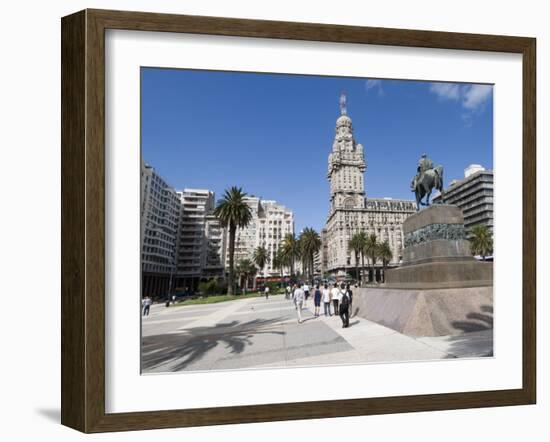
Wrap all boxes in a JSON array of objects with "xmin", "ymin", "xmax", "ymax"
[{"xmin": 327, "ymin": 92, "xmax": 367, "ymax": 213}]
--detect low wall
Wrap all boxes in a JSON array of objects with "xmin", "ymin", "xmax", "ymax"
[{"xmin": 351, "ymin": 286, "xmax": 493, "ymax": 337}]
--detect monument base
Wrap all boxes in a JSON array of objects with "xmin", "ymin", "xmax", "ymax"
[
  {"xmin": 352, "ymin": 286, "xmax": 493, "ymax": 337},
  {"xmin": 384, "ymin": 260, "xmax": 493, "ymax": 289},
  {"xmin": 385, "ymin": 204, "xmax": 493, "ymax": 289}
]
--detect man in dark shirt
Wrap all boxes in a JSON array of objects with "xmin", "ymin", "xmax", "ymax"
[{"xmin": 339, "ymin": 284, "xmax": 350, "ymax": 328}]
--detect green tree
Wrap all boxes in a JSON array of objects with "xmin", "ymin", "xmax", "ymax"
[
  {"xmin": 470, "ymin": 224, "xmax": 493, "ymax": 261},
  {"xmin": 277, "ymin": 246, "xmax": 293, "ymax": 281},
  {"xmin": 253, "ymin": 245, "xmax": 270, "ymax": 288},
  {"xmin": 377, "ymin": 240, "xmax": 393, "ymax": 282},
  {"xmin": 364, "ymin": 233, "xmax": 379, "ymax": 283},
  {"xmin": 214, "ymin": 187, "xmax": 252, "ymax": 295},
  {"xmin": 356, "ymin": 231, "xmax": 368, "ymax": 285},
  {"xmin": 348, "ymin": 233, "xmax": 364, "ymax": 285},
  {"xmin": 235, "ymin": 259, "xmax": 256, "ymax": 293},
  {"xmin": 272, "ymin": 249, "xmax": 285, "ymax": 282},
  {"xmin": 281, "ymin": 233, "xmax": 300, "ymax": 277},
  {"xmin": 299, "ymin": 228, "xmax": 322, "ymax": 282}
]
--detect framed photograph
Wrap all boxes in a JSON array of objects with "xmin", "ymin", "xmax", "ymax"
[{"xmin": 61, "ymin": 9, "xmax": 536, "ymax": 433}]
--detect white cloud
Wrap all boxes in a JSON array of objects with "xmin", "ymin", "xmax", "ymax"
[
  {"xmin": 462, "ymin": 84, "xmax": 493, "ymax": 110},
  {"xmin": 429, "ymin": 82, "xmax": 493, "ymax": 125},
  {"xmin": 429, "ymin": 82, "xmax": 461, "ymax": 101},
  {"xmin": 365, "ymin": 79, "xmax": 384, "ymax": 96}
]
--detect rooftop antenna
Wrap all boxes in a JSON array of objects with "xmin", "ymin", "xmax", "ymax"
[{"xmin": 339, "ymin": 91, "xmax": 347, "ymax": 116}]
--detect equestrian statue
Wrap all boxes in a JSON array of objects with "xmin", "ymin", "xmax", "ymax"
[{"xmin": 411, "ymin": 153, "xmax": 444, "ymax": 211}]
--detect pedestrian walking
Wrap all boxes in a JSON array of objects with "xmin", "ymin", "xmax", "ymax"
[
  {"xmin": 313, "ymin": 285, "xmax": 322, "ymax": 317},
  {"xmin": 339, "ymin": 284, "xmax": 350, "ymax": 328},
  {"xmin": 331, "ymin": 283, "xmax": 341, "ymax": 318},
  {"xmin": 142, "ymin": 296, "xmax": 152, "ymax": 316},
  {"xmin": 303, "ymin": 283, "xmax": 310, "ymax": 307},
  {"xmin": 264, "ymin": 285, "xmax": 270, "ymax": 300},
  {"xmin": 322, "ymin": 284, "xmax": 332, "ymax": 316},
  {"xmin": 347, "ymin": 283, "xmax": 354, "ymax": 316},
  {"xmin": 293, "ymin": 283, "xmax": 305, "ymax": 324},
  {"xmin": 285, "ymin": 285, "xmax": 292, "ymax": 300}
]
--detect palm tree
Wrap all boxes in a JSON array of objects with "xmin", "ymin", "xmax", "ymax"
[
  {"xmin": 377, "ymin": 240, "xmax": 393, "ymax": 282},
  {"xmin": 281, "ymin": 233, "xmax": 300, "ymax": 277},
  {"xmin": 348, "ymin": 233, "xmax": 364, "ymax": 284},
  {"xmin": 364, "ymin": 233, "xmax": 379, "ymax": 283},
  {"xmin": 470, "ymin": 224, "xmax": 493, "ymax": 261},
  {"xmin": 253, "ymin": 245, "xmax": 269, "ymax": 287},
  {"xmin": 272, "ymin": 250, "xmax": 282, "ymax": 283},
  {"xmin": 214, "ymin": 186, "xmax": 252, "ymax": 295},
  {"xmin": 236, "ymin": 258, "xmax": 256, "ymax": 293},
  {"xmin": 356, "ymin": 231, "xmax": 368, "ymax": 286},
  {"xmin": 299, "ymin": 228, "xmax": 322, "ymax": 282},
  {"xmin": 277, "ymin": 246, "xmax": 292, "ymax": 280}
]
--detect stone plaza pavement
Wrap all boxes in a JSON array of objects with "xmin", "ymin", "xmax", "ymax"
[{"xmin": 141, "ymin": 294, "xmax": 493, "ymax": 373}]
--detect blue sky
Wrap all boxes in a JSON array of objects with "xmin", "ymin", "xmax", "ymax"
[{"xmin": 141, "ymin": 68, "xmax": 493, "ymax": 233}]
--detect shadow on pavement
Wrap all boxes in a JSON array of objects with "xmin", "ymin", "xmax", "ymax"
[
  {"xmin": 451, "ymin": 304, "xmax": 493, "ymax": 332},
  {"xmin": 142, "ymin": 317, "xmax": 286, "ymax": 372},
  {"xmin": 445, "ymin": 304, "xmax": 494, "ymax": 358}
]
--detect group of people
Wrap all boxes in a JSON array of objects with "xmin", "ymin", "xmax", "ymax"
[{"xmin": 285, "ymin": 283, "xmax": 354, "ymax": 328}]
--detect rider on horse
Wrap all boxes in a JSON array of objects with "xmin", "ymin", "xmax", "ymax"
[
  {"xmin": 412, "ymin": 153, "xmax": 434, "ymax": 190},
  {"xmin": 411, "ymin": 153, "xmax": 444, "ymax": 210}
]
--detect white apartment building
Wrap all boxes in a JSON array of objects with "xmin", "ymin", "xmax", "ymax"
[
  {"xmin": 141, "ymin": 162, "xmax": 181, "ymax": 298},
  {"xmin": 228, "ymin": 197, "xmax": 294, "ymax": 278}
]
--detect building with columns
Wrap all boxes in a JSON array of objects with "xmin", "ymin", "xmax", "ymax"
[{"xmin": 324, "ymin": 94, "xmax": 416, "ymax": 281}]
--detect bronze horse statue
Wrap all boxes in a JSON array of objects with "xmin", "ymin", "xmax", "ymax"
[{"xmin": 411, "ymin": 165, "xmax": 444, "ymax": 211}]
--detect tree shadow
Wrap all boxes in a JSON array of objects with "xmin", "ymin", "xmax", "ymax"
[
  {"xmin": 444, "ymin": 304, "xmax": 494, "ymax": 358},
  {"xmin": 142, "ymin": 317, "xmax": 286, "ymax": 372},
  {"xmin": 451, "ymin": 306, "xmax": 493, "ymax": 333}
]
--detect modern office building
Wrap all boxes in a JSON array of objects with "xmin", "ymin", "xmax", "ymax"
[
  {"xmin": 323, "ymin": 94, "xmax": 416, "ymax": 281},
  {"xmin": 433, "ymin": 165, "xmax": 494, "ymax": 236},
  {"xmin": 140, "ymin": 162, "xmax": 181, "ymax": 298},
  {"xmin": 228, "ymin": 197, "xmax": 294, "ymax": 278},
  {"xmin": 203, "ymin": 214, "xmax": 227, "ymax": 279},
  {"xmin": 175, "ymin": 189, "xmax": 226, "ymax": 290}
]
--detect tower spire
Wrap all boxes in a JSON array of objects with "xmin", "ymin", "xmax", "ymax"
[{"xmin": 339, "ymin": 91, "xmax": 347, "ymax": 116}]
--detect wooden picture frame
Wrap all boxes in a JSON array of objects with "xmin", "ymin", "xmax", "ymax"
[{"xmin": 61, "ymin": 9, "xmax": 536, "ymax": 433}]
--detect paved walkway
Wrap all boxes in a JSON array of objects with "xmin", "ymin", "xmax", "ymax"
[{"xmin": 141, "ymin": 294, "xmax": 492, "ymax": 373}]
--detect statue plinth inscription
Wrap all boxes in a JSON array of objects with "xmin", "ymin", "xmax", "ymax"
[{"xmin": 385, "ymin": 205, "xmax": 493, "ymax": 289}]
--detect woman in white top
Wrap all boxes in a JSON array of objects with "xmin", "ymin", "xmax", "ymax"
[
  {"xmin": 322, "ymin": 284, "xmax": 332, "ymax": 316},
  {"xmin": 293, "ymin": 284, "xmax": 305, "ymax": 324},
  {"xmin": 331, "ymin": 284, "xmax": 341, "ymax": 317}
]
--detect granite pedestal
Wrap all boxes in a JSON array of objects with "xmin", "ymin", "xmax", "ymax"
[
  {"xmin": 385, "ymin": 204, "xmax": 493, "ymax": 289},
  {"xmin": 354, "ymin": 205, "xmax": 493, "ymax": 337}
]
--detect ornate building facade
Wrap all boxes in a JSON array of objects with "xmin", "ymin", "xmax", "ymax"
[
  {"xmin": 226, "ymin": 197, "xmax": 294, "ymax": 278},
  {"xmin": 324, "ymin": 95, "xmax": 416, "ymax": 280}
]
